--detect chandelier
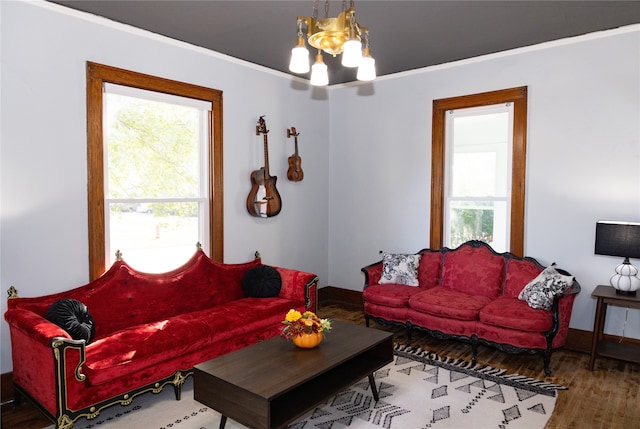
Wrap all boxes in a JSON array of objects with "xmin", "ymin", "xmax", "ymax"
[{"xmin": 288, "ymin": 0, "xmax": 376, "ymax": 86}]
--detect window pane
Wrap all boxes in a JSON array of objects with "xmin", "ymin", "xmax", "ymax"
[
  {"xmin": 448, "ymin": 200, "xmax": 507, "ymax": 252},
  {"xmin": 106, "ymin": 93, "xmax": 201, "ymax": 199},
  {"xmin": 109, "ymin": 202, "xmax": 200, "ymax": 272},
  {"xmin": 451, "ymin": 152, "xmax": 496, "ymax": 197},
  {"xmin": 452, "ymin": 112, "xmax": 509, "ymax": 197},
  {"xmin": 452, "ymin": 112, "xmax": 509, "ymax": 145}
]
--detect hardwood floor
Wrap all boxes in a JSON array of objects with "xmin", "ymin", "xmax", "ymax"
[
  {"xmin": 320, "ymin": 304, "xmax": 640, "ymax": 429},
  {"xmin": 2, "ymin": 304, "xmax": 638, "ymax": 429}
]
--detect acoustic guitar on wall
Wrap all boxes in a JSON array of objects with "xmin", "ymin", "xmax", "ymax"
[
  {"xmin": 286, "ymin": 126, "xmax": 304, "ymax": 182},
  {"xmin": 247, "ymin": 116, "xmax": 282, "ymax": 218}
]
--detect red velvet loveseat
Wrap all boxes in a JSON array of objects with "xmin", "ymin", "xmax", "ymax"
[
  {"xmin": 5, "ymin": 247, "xmax": 318, "ymax": 429},
  {"xmin": 362, "ymin": 240, "xmax": 580, "ymax": 375}
]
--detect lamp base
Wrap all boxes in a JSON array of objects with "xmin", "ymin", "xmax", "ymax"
[
  {"xmin": 615, "ymin": 289, "xmax": 637, "ymax": 296},
  {"xmin": 609, "ymin": 260, "xmax": 640, "ymax": 295}
]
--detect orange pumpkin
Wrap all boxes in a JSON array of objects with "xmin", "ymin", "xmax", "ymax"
[{"xmin": 292, "ymin": 332, "xmax": 323, "ymax": 348}]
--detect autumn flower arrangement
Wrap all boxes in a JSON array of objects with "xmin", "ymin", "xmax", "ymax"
[{"xmin": 280, "ymin": 309, "xmax": 332, "ymax": 340}]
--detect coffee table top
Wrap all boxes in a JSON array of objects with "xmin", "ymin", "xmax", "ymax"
[{"xmin": 194, "ymin": 320, "xmax": 393, "ymax": 399}]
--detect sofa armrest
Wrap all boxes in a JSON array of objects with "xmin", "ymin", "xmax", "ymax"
[
  {"xmin": 548, "ymin": 278, "xmax": 581, "ymax": 349},
  {"xmin": 4, "ymin": 309, "xmax": 87, "ymax": 418},
  {"xmin": 5, "ymin": 308, "xmax": 71, "ymax": 345},
  {"xmin": 361, "ymin": 261, "xmax": 383, "ymax": 289},
  {"xmin": 274, "ymin": 267, "xmax": 319, "ymax": 312},
  {"xmin": 554, "ymin": 266, "xmax": 581, "ymax": 297},
  {"xmin": 563, "ymin": 279, "xmax": 581, "ymax": 296}
]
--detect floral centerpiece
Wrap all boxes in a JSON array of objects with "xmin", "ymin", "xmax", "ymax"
[{"xmin": 281, "ymin": 309, "xmax": 331, "ymax": 348}]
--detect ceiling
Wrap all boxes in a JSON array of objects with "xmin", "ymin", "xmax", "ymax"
[{"xmin": 49, "ymin": 1, "xmax": 640, "ymax": 85}]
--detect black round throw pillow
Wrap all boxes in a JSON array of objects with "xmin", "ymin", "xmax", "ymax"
[
  {"xmin": 45, "ymin": 298, "xmax": 96, "ymax": 344},
  {"xmin": 242, "ymin": 265, "xmax": 282, "ymax": 298}
]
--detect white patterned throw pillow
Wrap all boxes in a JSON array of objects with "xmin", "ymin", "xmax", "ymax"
[
  {"xmin": 518, "ymin": 264, "xmax": 574, "ymax": 310},
  {"xmin": 379, "ymin": 252, "xmax": 422, "ymax": 286}
]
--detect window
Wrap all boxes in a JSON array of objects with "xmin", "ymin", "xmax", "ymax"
[
  {"xmin": 445, "ymin": 104, "xmax": 513, "ymax": 252},
  {"xmin": 104, "ymin": 84, "xmax": 211, "ymax": 272},
  {"xmin": 431, "ymin": 87, "xmax": 527, "ymax": 256},
  {"xmin": 87, "ymin": 63, "xmax": 223, "ymax": 280}
]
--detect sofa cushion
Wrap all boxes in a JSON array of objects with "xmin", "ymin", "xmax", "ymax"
[
  {"xmin": 474, "ymin": 322, "xmax": 549, "ymax": 350},
  {"xmin": 45, "ymin": 298, "xmax": 95, "ymax": 343},
  {"xmin": 417, "ymin": 250, "xmax": 442, "ymax": 289},
  {"xmin": 379, "ymin": 252, "xmax": 421, "ymax": 286},
  {"xmin": 242, "ymin": 265, "xmax": 282, "ymax": 297},
  {"xmin": 518, "ymin": 265, "xmax": 574, "ymax": 310},
  {"xmin": 363, "ymin": 284, "xmax": 421, "ymax": 308},
  {"xmin": 442, "ymin": 243, "xmax": 505, "ymax": 298},
  {"xmin": 364, "ymin": 302, "xmax": 409, "ymax": 325},
  {"xmin": 407, "ymin": 308, "xmax": 477, "ymax": 338},
  {"xmin": 408, "ymin": 288, "xmax": 492, "ymax": 321},
  {"xmin": 504, "ymin": 258, "xmax": 543, "ymax": 298},
  {"xmin": 479, "ymin": 296, "xmax": 552, "ymax": 332},
  {"xmin": 83, "ymin": 297, "xmax": 297, "ymax": 386}
]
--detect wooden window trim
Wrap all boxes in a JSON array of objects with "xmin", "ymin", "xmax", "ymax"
[
  {"xmin": 430, "ymin": 86, "xmax": 527, "ymax": 256},
  {"xmin": 86, "ymin": 62, "xmax": 224, "ymax": 280}
]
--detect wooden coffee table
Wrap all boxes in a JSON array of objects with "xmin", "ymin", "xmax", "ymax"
[{"xmin": 193, "ymin": 320, "xmax": 394, "ymax": 429}]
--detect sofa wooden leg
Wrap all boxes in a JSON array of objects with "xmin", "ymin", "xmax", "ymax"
[
  {"xmin": 543, "ymin": 351, "xmax": 552, "ymax": 376},
  {"xmin": 173, "ymin": 383, "xmax": 182, "ymax": 401},
  {"xmin": 365, "ymin": 315, "xmax": 370, "ymax": 327},
  {"xmin": 406, "ymin": 326, "xmax": 413, "ymax": 346},
  {"xmin": 471, "ymin": 335, "xmax": 478, "ymax": 366}
]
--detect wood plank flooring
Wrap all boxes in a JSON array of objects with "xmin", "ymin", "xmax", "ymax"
[
  {"xmin": 320, "ymin": 304, "xmax": 640, "ymax": 429},
  {"xmin": 2, "ymin": 303, "xmax": 638, "ymax": 429}
]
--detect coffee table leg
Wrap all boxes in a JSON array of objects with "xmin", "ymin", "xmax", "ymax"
[
  {"xmin": 368, "ymin": 374, "xmax": 379, "ymax": 402},
  {"xmin": 219, "ymin": 415, "xmax": 227, "ymax": 429}
]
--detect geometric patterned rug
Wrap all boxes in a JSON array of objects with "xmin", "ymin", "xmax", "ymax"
[
  {"xmin": 61, "ymin": 344, "xmax": 566, "ymax": 429},
  {"xmin": 291, "ymin": 344, "xmax": 565, "ymax": 429}
]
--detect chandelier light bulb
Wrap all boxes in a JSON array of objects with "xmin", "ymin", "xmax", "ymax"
[
  {"xmin": 289, "ymin": 37, "xmax": 310, "ymax": 74},
  {"xmin": 310, "ymin": 53, "xmax": 329, "ymax": 86},
  {"xmin": 341, "ymin": 38, "xmax": 362, "ymax": 67}
]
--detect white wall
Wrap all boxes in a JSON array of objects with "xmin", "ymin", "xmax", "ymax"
[
  {"xmin": 328, "ymin": 27, "xmax": 640, "ymax": 340},
  {"xmin": 0, "ymin": 1, "xmax": 330, "ymax": 373},
  {"xmin": 2, "ymin": 0, "xmax": 639, "ymax": 375}
]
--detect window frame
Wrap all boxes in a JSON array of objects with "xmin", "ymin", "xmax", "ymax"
[
  {"xmin": 431, "ymin": 86, "xmax": 527, "ymax": 256},
  {"xmin": 87, "ymin": 62, "xmax": 224, "ymax": 280}
]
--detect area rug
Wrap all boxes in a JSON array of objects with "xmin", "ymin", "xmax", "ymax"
[{"xmin": 54, "ymin": 345, "xmax": 566, "ymax": 429}]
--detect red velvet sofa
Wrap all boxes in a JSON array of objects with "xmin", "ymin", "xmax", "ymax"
[
  {"xmin": 361, "ymin": 240, "xmax": 580, "ymax": 375},
  {"xmin": 4, "ymin": 248, "xmax": 318, "ymax": 429}
]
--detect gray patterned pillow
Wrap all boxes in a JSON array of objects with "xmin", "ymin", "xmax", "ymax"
[
  {"xmin": 379, "ymin": 252, "xmax": 422, "ymax": 286},
  {"xmin": 518, "ymin": 264, "xmax": 574, "ymax": 310}
]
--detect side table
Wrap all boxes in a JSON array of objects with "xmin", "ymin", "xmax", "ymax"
[{"xmin": 589, "ymin": 285, "xmax": 640, "ymax": 370}]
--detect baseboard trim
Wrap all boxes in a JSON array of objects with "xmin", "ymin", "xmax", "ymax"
[
  {"xmin": 318, "ymin": 286, "xmax": 640, "ymax": 355},
  {"xmin": 318, "ymin": 285, "xmax": 362, "ymax": 310}
]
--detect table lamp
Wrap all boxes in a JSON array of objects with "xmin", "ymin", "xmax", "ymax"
[{"xmin": 594, "ymin": 220, "xmax": 640, "ymax": 295}]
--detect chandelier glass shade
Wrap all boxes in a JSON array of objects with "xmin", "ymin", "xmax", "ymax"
[
  {"xmin": 289, "ymin": 37, "xmax": 310, "ymax": 74},
  {"xmin": 310, "ymin": 52, "xmax": 329, "ymax": 86},
  {"xmin": 356, "ymin": 48, "xmax": 376, "ymax": 81},
  {"xmin": 289, "ymin": 1, "xmax": 376, "ymax": 86},
  {"xmin": 341, "ymin": 38, "xmax": 363, "ymax": 67}
]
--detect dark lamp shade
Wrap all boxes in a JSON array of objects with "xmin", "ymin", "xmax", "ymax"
[{"xmin": 595, "ymin": 221, "xmax": 640, "ymax": 260}]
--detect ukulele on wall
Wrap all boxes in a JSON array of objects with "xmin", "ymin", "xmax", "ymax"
[
  {"xmin": 247, "ymin": 116, "xmax": 282, "ymax": 218},
  {"xmin": 286, "ymin": 127, "xmax": 304, "ymax": 182}
]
